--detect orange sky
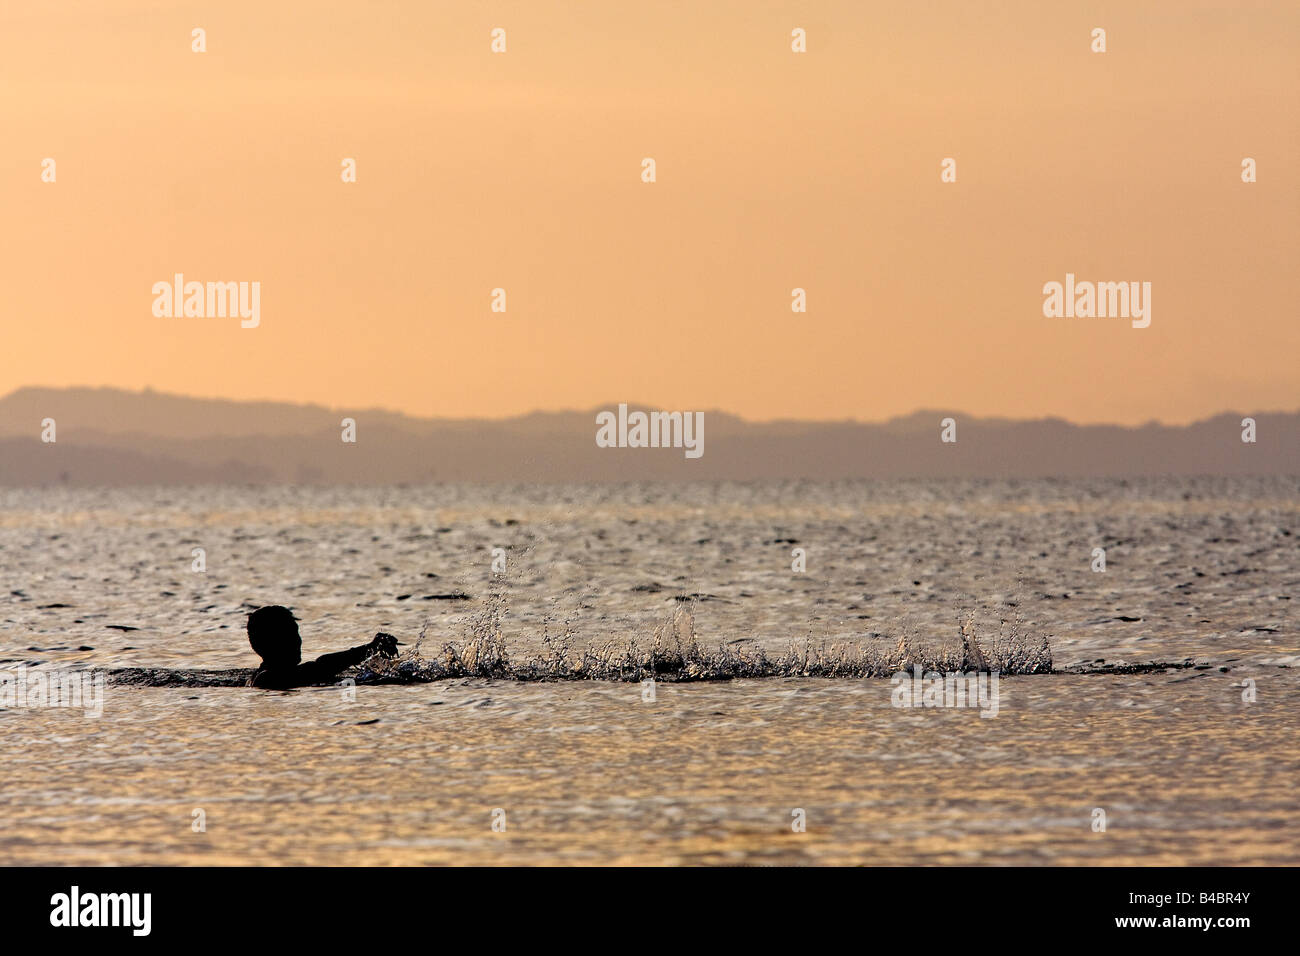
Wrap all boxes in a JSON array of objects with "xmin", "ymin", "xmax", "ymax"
[{"xmin": 1, "ymin": 1, "xmax": 1297, "ymax": 425}]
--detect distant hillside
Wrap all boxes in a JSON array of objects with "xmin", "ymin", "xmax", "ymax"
[{"xmin": 0, "ymin": 387, "xmax": 1295, "ymax": 484}]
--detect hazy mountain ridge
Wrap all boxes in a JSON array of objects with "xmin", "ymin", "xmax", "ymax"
[{"xmin": 0, "ymin": 387, "xmax": 1295, "ymax": 484}]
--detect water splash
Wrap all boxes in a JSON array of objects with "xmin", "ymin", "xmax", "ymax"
[{"xmin": 108, "ymin": 599, "xmax": 1065, "ymax": 686}]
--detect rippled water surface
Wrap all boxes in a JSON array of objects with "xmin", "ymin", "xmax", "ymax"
[{"xmin": 1, "ymin": 479, "xmax": 1297, "ymax": 864}]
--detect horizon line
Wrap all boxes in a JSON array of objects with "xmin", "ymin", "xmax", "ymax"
[{"xmin": 3, "ymin": 384, "xmax": 1298, "ymax": 431}]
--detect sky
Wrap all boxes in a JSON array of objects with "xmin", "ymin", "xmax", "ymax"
[{"xmin": 1, "ymin": 1, "xmax": 1297, "ymax": 425}]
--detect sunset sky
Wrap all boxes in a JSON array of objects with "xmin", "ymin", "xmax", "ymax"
[{"xmin": 1, "ymin": 1, "xmax": 1296, "ymax": 425}]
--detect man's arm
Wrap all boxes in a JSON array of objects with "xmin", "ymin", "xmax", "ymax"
[{"xmin": 297, "ymin": 633, "xmax": 398, "ymax": 684}]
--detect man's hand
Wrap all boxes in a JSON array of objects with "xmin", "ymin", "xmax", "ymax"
[{"xmin": 369, "ymin": 632, "xmax": 399, "ymax": 658}]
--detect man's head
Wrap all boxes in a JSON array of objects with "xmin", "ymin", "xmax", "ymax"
[{"xmin": 247, "ymin": 605, "xmax": 301, "ymax": 667}]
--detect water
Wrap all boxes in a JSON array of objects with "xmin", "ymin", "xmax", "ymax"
[{"xmin": 1, "ymin": 478, "xmax": 1297, "ymax": 864}]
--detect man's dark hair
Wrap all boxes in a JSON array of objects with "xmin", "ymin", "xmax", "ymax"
[{"xmin": 247, "ymin": 605, "xmax": 301, "ymax": 667}]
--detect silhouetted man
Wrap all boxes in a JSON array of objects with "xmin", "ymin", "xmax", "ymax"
[{"xmin": 247, "ymin": 605, "xmax": 398, "ymax": 689}]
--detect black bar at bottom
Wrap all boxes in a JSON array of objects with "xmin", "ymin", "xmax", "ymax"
[{"xmin": 0, "ymin": 866, "xmax": 1282, "ymax": 943}]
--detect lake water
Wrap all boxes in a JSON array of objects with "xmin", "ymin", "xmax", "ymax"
[{"xmin": 1, "ymin": 478, "xmax": 1296, "ymax": 864}]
